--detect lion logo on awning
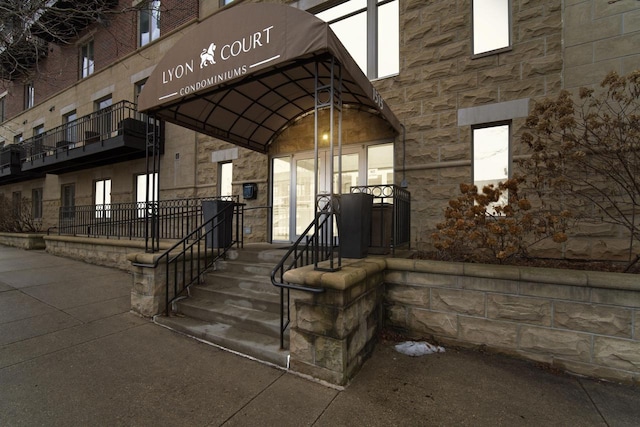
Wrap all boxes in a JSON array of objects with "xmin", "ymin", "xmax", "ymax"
[{"xmin": 200, "ymin": 43, "xmax": 217, "ymax": 68}]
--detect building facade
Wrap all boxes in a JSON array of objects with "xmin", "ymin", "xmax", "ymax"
[{"xmin": 0, "ymin": 0, "xmax": 639, "ymax": 260}]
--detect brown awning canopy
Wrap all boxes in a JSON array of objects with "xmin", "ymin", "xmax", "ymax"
[{"xmin": 137, "ymin": 3, "xmax": 401, "ymax": 153}]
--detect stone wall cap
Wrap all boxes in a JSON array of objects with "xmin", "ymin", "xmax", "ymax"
[
  {"xmin": 0, "ymin": 232, "xmax": 45, "ymax": 238},
  {"xmin": 283, "ymin": 257, "xmax": 386, "ymax": 291}
]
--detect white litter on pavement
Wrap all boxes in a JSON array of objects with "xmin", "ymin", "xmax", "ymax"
[{"xmin": 394, "ymin": 341, "xmax": 445, "ymax": 356}]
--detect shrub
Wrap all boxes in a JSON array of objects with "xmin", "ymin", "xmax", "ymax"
[{"xmin": 432, "ymin": 178, "xmax": 570, "ymax": 263}]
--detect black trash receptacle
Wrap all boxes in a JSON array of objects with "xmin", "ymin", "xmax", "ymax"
[
  {"xmin": 370, "ymin": 203, "xmax": 393, "ymax": 254},
  {"xmin": 202, "ymin": 200, "xmax": 234, "ymax": 248},
  {"xmin": 340, "ymin": 193, "xmax": 374, "ymax": 258}
]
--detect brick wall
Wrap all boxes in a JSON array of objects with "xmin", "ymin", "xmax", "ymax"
[{"xmin": 385, "ymin": 258, "xmax": 640, "ymax": 384}]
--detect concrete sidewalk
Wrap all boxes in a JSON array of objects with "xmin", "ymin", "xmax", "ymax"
[{"xmin": 0, "ymin": 245, "xmax": 639, "ymax": 426}]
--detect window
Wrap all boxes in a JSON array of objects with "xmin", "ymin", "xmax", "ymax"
[
  {"xmin": 14, "ymin": 133, "xmax": 22, "ymax": 144},
  {"xmin": 32, "ymin": 188, "xmax": 43, "ymax": 220},
  {"xmin": 94, "ymin": 96, "xmax": 113, "ymax": 137},
  {"xmin": 472, "ymin": 0, "xmax": 511, "ymax": 56},
  {"xmin": 139, "ymin": 0, "xmax": 161, "ymax": 47},
  {"xmin": 136, "ymin": 173, "xmax": 158, "ymax": 217},
  {"xmin": 367, "ymin": 143, "xmax": 394, "ymax": 186},
  {"xmin": 95, "ymin": 179, "xmax": 112, "ymax": 218},
  {"xmin": 33, "ymin": 125, "xmax": 45, "ymax": 158},
  {"xmin": 220, "ymin": 0, "xmax": 234, "ymax": 6},
  {"xmin": 80, "ymin": 40, "xmax": 95, "ymax": 78},
  {"xmin": 219, "ymin": 162, "xmax": 233, "ymax": 196},
  {"xmin": 24, "ymin": 82, "xmax": 34, "ymax": 109},
  {"xmin": 473, "ymin": 122, "xmax": 510, "ymax": 207},
  {"xmin": 12, "ymin": 191, "xmax": 21, "ymax": 217},
  {"xmin": 316, "ymin": 0, "xmax": 399, "ymax": 79},
  {"xmin": 0, "ymin": 96, "xmax": 5, "ymax": 123},
  {"xmin": 61, "ymin": 184, "xmax": 75, "ymax": 220},
  {"xmin": 63, "ymin": 110, "xmax": 78, "ymax": 147}
]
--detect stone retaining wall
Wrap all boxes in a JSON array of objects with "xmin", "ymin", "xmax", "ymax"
[
  {"xmin": 44, "ymin": 235, "xmax": 158, "ymax": 271},
  {"xmin": 0, "ymin": 232, "xmax": 45, "ymax": 250},
  {"xmin": 384, "ymin": 259, "xmax": 640, "ymax": 384}
]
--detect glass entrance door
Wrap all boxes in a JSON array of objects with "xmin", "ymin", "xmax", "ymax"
[{"xmin": 272, "ymin": 143, "xmax": 392, "ymax": 242}]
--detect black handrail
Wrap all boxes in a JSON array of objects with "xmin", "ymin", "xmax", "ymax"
[
  {"xmin": 270, "ymin": 209, "xmax": 339, "ymax": 350},
  {"xmin": 131, "ymin": 201, "xmax": 239, "ymax": 316}
]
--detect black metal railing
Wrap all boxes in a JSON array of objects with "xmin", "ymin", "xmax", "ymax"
[
  {"xmin": 52, "ymin": 196, "xmax": 241, "ymax": 244},
  {"xmin": 16, "ymin": 100, "xmax": 145, "ymax": 163},
  {"xmin": 131, "ymin": 201, "xmax": 239, "ymax": 317},
  {"xmin": 350, "ymin": 184, "xmax": 411, "ymax": 254},
  {"xmin": 270, "ymin": 196, "xmax": 342, "ymax": 349}
]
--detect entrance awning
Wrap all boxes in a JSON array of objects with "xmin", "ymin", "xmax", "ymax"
[{"xmin": 137, "ymin": 3, "xmax": 401, "ymax": 154}]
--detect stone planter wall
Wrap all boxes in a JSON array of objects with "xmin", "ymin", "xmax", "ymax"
[
  {"xmin": 385, "ymin": 259, "xmax": 640, "ymax": 384},
  {"xmin": 44, "ymin": 235, "xmax": 172, "ymax": 271},
  {"xmin": 284, "ymin": 258, "xmax": 387, "ymax": 386},
  {"xmin": 0, "ymin": 232, "xmax": 45, "ymax": 250}
]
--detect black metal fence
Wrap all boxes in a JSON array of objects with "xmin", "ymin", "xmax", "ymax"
[
  {"xmin": 54, "ymin": 196, "xmax": 241, "ymax": 243},
  {"xmin": 349, "ymin": 184, "xmax": 411, "ymax": 254}
]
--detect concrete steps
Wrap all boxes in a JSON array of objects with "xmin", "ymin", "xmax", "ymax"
[{"xmin": 154, "ymin": 244, "xmax": 290, "ymax": 367}]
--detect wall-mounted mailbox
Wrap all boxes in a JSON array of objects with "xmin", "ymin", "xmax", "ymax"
[{"xmin": 243, "ymin": 183, "xmax": 257, "ymax": 199}]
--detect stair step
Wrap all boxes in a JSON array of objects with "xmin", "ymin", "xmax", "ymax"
[
  {"xmin": 155, "ymin": 315, "xmax": 288, "ymax": 367},
  {"xmin": 189, "ymin": 283, "xmax": 281, "ymax": 314},
  {"xmin": 226, "ymin": 244, "xmax": 292, "ymax": 264},
  {"xmin": 203, "ymin": 271, "xmax": 277, "ymax": 293},
  {"xmin": 174, "ymin": 298, "xmax": 281, "ymax": 338},
  {"xmin": 216, "ymin": 260, "xmax": 276, "ymax": 276}
]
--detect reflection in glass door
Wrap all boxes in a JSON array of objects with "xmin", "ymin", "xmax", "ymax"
[{"xmin": 272, "ymin": 143, "xmax": 393, "ymax": 242}]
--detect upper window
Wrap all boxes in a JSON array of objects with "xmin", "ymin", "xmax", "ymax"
[
  {"xmin": 80, "ymin": 40, "xmax": 95, "ymax": 78},
  {"xmin": 316, "ymin": 0, "xmax": 399, "ymax": 79},
  {"xmin": 24, "ymin": 82, "xmax": 34, "ymax": 109},
  {"xmin": 219, "ymin": 0, "xmax": 233, "ymax": 6},
  {"xmin": 472, "ymin": 0, "xmax": 511, "ymax": 56},
  {"xmin": 473, "ymin": 122, "xmax": 510, "ymax": 206},
  {"xmin": 0, "ymin": 96, "xmax": 5, "ymax": 123},
  {"xmin": 139, "ymin": 1, "xmax": 161, "ymax": 47},
  {"xmin": 14, "ymin": 133, "xmax": 23, "ymax": 144}
]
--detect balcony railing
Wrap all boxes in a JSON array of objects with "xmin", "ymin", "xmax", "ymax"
[{"xmin": 19, "ymin": 100, "xmax": 147, "ymax": 164}]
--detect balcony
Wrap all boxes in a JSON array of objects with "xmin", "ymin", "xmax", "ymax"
[{"xmin": 0, "ymin": 101, "xmax": 160, "ymax": 183}]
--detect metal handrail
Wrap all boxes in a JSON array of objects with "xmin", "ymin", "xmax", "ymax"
[
  {"xmin": 131, "ymin": 201, "xmax": 239, "ymax": 316},
  {"xmin": 270, "ymin": 210, "xmax": 338, "ymax": 350}
]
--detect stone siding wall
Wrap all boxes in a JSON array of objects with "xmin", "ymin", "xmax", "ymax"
[
  {"xmin": 285, "ymin": 258, "xmax": 387, "ymax": 385},
  {"xmin": 564, "ymin": 0, "xmax": 640, "ymax": 90},
  {"xmin": 0, "ymin": 233, "xmax": 45, "ymax": 250},
  {"xmin": 385, "ymin": 259, "xmax": 640, "ymax": 384}
]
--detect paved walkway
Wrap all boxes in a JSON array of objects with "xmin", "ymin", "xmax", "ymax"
[{"xmin": 0, "ymin": 245, "xmax": 639, "ymax": 426}]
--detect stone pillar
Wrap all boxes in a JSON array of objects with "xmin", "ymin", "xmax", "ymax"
[
  {"xmin": 128, "ymin": 252, "xmax": 167, "ymax": 317},
  {"xmin": 284, "ymin": 258, "xmax": 386, "ymax": 386}
]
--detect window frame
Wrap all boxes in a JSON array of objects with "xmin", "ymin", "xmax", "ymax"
[
  {"xmin": 136, "ymin": 173, "xmax": 158, "ymax": 218},
  {"xmin": 61, "ymin": 183, "xmax": 76, "ymax": 220},
  {"xmin": 315, "ymin": 0, "xmax": 399, "ymax": 80},
  {"xmin": 471, "ymin": 0, "xmax": 512, "ymax": 57},
  {"xmin": 0, "ymin": 95, "xmax": 5, "ymax": 123},
  {"xmin": 94, "ymin": 178, "xmax": 112, "ymax": 219},
  {"xmin": 24, "ymin": 82, "xmax": 34, "ymax": 110},
  {"xmin": 139, "ymin": 0, "xmax": 161, "ymax": 47},
  {"xmin": 80, "ymin": 40, "xmax": 95, "ymax": 78},
  {"xmin": 471, "ymin": 121, "xmax": 512, "ymax": 209},
  {"xmin": 32, "ymin": 188, "xmax": 43, "ymax": 220},
  {"xmin": 218, "ymin": 161, "xmax": 233, "ymax": 197}
]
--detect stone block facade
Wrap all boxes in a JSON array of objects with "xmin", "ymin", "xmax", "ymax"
[
  {"xmin": 284, "ymin": 258, "xmax": 386, "ymax": 386},
  {"xmin": 385, "ymin": 258, "xmax": 640, "ymax": 384}
]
